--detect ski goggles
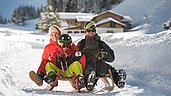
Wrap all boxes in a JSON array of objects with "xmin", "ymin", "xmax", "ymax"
[
  {"xmin": 60, "ymin": 42, "xmax": 71, "ymax": 48},
  {"xmin": 86, "ymin": 28, "xmax": 96, "ymax": 33}
]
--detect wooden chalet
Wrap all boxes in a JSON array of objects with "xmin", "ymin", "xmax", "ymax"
[{"xmin": 59, "ymin": 10, "xmax": 132, "ymax": 34}]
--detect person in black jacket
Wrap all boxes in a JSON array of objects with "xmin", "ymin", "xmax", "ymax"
[{"xmin": 77, "ymin": 21, "xmax": 126, "ymax": 91}]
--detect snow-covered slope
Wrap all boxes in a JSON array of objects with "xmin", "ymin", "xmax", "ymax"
[
  {"xmin": 100, "ymin": 31, "xmax": 171, "ymax": 95},
  {"xmin": 112, "ymin": 0, "xmax": 171, "ymax": 33},
  {"xmin": 0, "ymin": 39, "xmax": 32, "ymax": 96}
]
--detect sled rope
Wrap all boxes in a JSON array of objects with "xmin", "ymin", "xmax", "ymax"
[
  {"xmin": 65, "ymin": 61, "xmax": 73, "ymax": 76},
  {"xmin": 60, "ymin": 59, "xmax": 73, "ymax": 77}
]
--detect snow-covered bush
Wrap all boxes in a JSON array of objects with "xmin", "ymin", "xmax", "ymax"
[{"xmin": 163, "ymin": 18, "xmax": 171, "ymax": 30}]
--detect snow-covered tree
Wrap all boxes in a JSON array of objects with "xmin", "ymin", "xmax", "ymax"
[
  {"xmin": 11, "ymin": 5, "xmax": 40, "ymax": 25},
  {"xmin": 0, "ymin": 15, "xmax": 8, "ymax": 24},
  {"xmin": 84, "ymin": 0, "xmax": 102, "ymax": 13},
  {"xmin": 77, "ymin": 0, "xmax": 85, "ymax": 12},
  {"xmin": 36, "ymin": 4, "xmax": 61, "ymax": 32},
  {"xmin": 53, "ymin": 0, "xmax": 123, "ymax": 13}
]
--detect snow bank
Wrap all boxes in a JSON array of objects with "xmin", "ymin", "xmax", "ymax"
[
  {"xmin": 0, "ymin": 39, "xmax": 32, "ymax": 96},
  {"xmin": 0, "ymin": 39, "xmax": 32, "ymax": 62},
  {"xmin": 107, "ymin": 30, "xmax": 171, "ymax": 74}
]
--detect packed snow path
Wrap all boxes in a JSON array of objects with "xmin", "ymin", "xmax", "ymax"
[{"xmin": 0, "ymin": 29, "xmax": 171, "ymax": 95}]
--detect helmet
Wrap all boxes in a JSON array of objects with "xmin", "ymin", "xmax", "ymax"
[
  {"xmin": 85, "ymin": 21, "xmax": 96, "ymax": 30},
  {"xmin": 59, "ymin": 34, "xmax": 72, "ymax": 43}
]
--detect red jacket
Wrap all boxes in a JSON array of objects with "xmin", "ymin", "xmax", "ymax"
[
  {"xmin": 37, "ymin": 39, "xmax": 61, "ymax": 74},
  {"xmin": 50, "ymin": 43, "xmax": 86, "ymax": 71}
]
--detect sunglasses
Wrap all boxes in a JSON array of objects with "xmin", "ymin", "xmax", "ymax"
[
  {"xmin": 86, "ymin": 28, "xmax": 96, "ymax": 33},
  {"xmin": 60, "ymin": 42, "xmax": 71, "ymax": 48}
]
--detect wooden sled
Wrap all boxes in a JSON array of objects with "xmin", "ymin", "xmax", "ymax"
[
  {"xmin": 98, "ymin": 69, "xmax": 115, "ymax": 91},
  {"xmin": 46, "ymin": 61, "xmax": 85, "ymax": 92}
]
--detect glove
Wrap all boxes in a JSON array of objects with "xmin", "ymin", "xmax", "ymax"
[
  {"xmin": 96, "ymin": 51, "xmax": 108, "ymax": 60},
  {"xmin": 57, "ymin": 52, "xmax": 67, "ymax": 62},
  {"xmin": 57, "ymin": 56, "xmax": 64, "ymax": 62},
  {"xmin": 59, "ymin": 52, "xmax": 67, "ymax": 58},
  {"xmin": 75, "ymin": 51, "xmax": 82, "ymax": 57},
  {"xmin": 74, "ymin": 51, "xmax": 82, "ymax": 60}
]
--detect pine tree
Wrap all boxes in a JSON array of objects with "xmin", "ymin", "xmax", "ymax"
[{"xmin": 36, "ymin": 1, "xmax": 61, "ymax": 32}]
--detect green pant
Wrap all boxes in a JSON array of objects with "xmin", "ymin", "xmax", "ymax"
[{"xmin": 45, "ymin": 61, "xmax": 83, "ymax": 77}]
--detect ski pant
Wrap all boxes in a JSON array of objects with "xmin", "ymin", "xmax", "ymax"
[
  {"xmin": 84, "ymin": 60, "xmax": 119, "ymax": 86},
  {"xmin": 37, "ymin": 59, "xmax": 50, "ymax": 74},
  {"xmin": 45, "ymin": 61, "xmax": 83, "ymax": 77}
]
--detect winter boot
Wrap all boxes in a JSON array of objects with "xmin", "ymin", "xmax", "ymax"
[
  {"xmin": 77, "ymin": 74, "xmax": 85, "ymax": 88},
  {"xmin": 117, "ymin": 69, "xmax": 126, "ymax": 88},
  {"xmin": 45, "ymin": 71, "xmax": 58, "ymax": 91},
  {"xmin": 44, "ymin": 71, "xmax": 57, "ymax": 84},
  {"xmin": 86, "ymin": 71, "xmax": 96, "ymax": 92},
  {"xmin": 29, "ymin": 71, "xmax": 45, "ymax": 86}
]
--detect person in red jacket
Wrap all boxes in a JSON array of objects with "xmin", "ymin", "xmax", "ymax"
[
  {"xmin": 29, "ymin": 25, "xmax": 62, "ymax": 86},
  {"xmin": 44, "ymin": 34, "xmax": 86, "ymax": 90}
]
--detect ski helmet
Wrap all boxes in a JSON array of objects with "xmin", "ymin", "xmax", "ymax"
[
  {"xmin": 59, "ymin": 34, "xmax": 72, "ymax": 43},
  {"xmin": 85, "ymin": 21, "xmax": 96, "ymax": 31}
]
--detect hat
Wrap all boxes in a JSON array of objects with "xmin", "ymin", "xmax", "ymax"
[
  {"xmin": 85, "ymin": 21, "xmax": 96, "ymax": 31},
  {"xmin": 48, "ymin": 25, "xmax": 61, "ymax": 36}
]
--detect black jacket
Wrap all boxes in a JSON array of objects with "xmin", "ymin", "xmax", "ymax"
[{"xmin": 78, "ymin": 34, "xmax": 115, "ymax": 63}]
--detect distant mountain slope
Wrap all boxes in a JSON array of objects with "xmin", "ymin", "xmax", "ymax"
[
  {"xmin": 112, "ymin": 0, "xmax": 171, "ymax": 33},
  {"xmin": 0, "ymin": 0, "xmax": 47, "ymax": 19}
]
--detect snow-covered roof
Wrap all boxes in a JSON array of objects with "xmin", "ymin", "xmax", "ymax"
[
  {"xmin": 60, "ymin": 21, "xmax": 69, "ymax": 27},
  {"xmin": 94, "ymin": 10, "xmax": 124, "ymax": 18},
  {"xmin": 76, "ymin": 16, "xmax": 93, "ymax": 22},
  {"xmin": 58, "ymin": 12, "xmax": 94, "ymax": 19},
  {"xmin": 122, "ymin": 16, "xmax": 132, "ymax": 22},
  {"xmin": 96, "ymin": 17, "xmax": 126, "ymax": 27}
]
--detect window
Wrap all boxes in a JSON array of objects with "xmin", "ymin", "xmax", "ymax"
[
  {"xmin": 107, "ymin": 31, "xmax": 114, "ymax": 33},
  {"xmin": 110, "ymin": 22, "xmax": 115, "ymax": 27},
  {"xmin": 67, "ymin": 31, "xmax": 72, "ymax": 33},
  {"xmin": 74, "ymin": 31, "xmax": 79, "ymax": 33},
  {"xmin": 81, "ymin": 31, "xmax": 84, "ymax": 33}
]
